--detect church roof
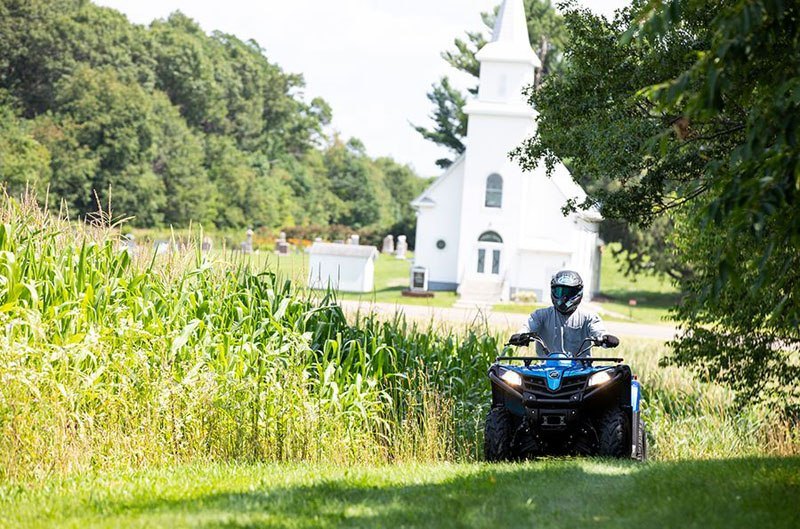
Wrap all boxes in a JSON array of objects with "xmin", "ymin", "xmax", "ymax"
[
  {"xmin": 476, "ymin": 0, "xmax": 541, "ymax": 67},
  {"xmin": 410, "ymin": 155, "xmax": 465, "ymax": 208}
]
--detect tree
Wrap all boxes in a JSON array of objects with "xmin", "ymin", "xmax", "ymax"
[
  {"xmin": 413, "ymin": 78, "xmax": 467, "ymax": 169},
  {"xmin": 515, "ymin": 0, "xmax": 800, "ymax": 410},
  {"xmin": 414, "ymin": 0, "xmax": 567, "ymax": 168},
  {"xmin": 0, "ymin": 102, "xmax": 51, "ymax": 197},
  {"xmin": 324, "ymin": 137, "xmax": 382, "ymax": 229},
  {"xmin": 0, "ymin": 0, "xmax": 422, "ymax": 235}
]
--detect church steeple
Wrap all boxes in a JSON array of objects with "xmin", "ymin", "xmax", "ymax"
[
  {"xmin": 468, "ymin": 0, "xmax": 539, "ymax": 109},
  {"xmin": 477, "ymin": 0, "xmax": 541, "ymax": 68}
]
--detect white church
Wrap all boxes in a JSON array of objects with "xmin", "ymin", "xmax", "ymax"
[{"xmin": 411, "ymin": 0, "xmax": 602, "ymax": 306}]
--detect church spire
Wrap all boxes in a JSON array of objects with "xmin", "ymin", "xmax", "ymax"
[{"xmin": 477, "ymin": 0, "xmax": 541, "ymax": 67}]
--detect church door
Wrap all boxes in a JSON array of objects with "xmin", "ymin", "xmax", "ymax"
[{"xmin": 476, "ymin": 231, "xmax": 503, "ymax": 277}]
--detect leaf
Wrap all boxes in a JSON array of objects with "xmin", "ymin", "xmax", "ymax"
[{"xmin": 171, "ymin": 319, "xmax": 201, "ymax": 355}]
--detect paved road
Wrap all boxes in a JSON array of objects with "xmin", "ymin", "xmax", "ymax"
[{"xmin": 340, "ymin": 300, "xmax": 677, "ymax": 341}]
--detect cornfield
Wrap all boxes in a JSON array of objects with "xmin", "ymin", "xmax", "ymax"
[{"xmin": 0, "ymin": 195, "xmax": 795, "ymax": 482}]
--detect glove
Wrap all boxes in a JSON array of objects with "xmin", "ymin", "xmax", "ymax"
[
  {"xmin": 600, "ymin": 335, "xmax": 620, "ymax": 348},
  {"xmin": 507, "ymin": 333, "xmax": 529, "ymax": 346}
]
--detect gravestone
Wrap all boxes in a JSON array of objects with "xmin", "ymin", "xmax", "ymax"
[
  {"xmin": 395, "ymin": 235, "xmax": 408, "ymax": 259},
  {"xmin": 240, "ymin": 229, "xmax": 254, "ymax": 254},
  {"xmin": 350, "ymin": 234, "xmax": 360, "ymax": 246},
  {"xmin": 201, "ymin": 236, "xmax": 213, "ymax": 253},
  {"xmin": 382, "ymin": 234, "xmax": 394, "ymax": 254},
  {"xmin": 120, "ymin": 234, "xmax": 137, "ymax": 255},
  {"xmin": 154, "ymin": 240, "xmax": 170, "ymax": 256},
  {"xmin": 410, "ymin": 265, "xmax": 428, "ymax": 291},
  {"xmin": 276, "ymin": 231, "xmax": 289, "ymax": 255}
]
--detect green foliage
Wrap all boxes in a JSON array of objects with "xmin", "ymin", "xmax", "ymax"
[
  {"xmin": 414, "ymin": 0, "xmax": 567, "ymax": 168},
  {"xmin": 0, "ymin": 0, "xmax": 420, "ymax": 234},
  {"xmin": 0, "ymin": 103, "xmax": 51, "ymax": 196},
  {"xmin": 0, "ymin": 197, "xmax": 496, "ymax": 480},
  {"xmin": 325, "ymin": 138, "xmax": 385, "ymax": 229},
  {"xmin": 413, "ymin": 78, "xmax": 467, "ymax": 169},
  {"xmin": 516, "ymin": 0, "xmax": 800, "ymax": 410}
]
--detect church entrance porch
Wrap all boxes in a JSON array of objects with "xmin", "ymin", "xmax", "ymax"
[{"xmin": 455, "ymin": 231, "xmax": 505, "ymax": 308}]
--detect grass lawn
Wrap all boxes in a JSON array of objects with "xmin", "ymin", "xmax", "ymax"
[
  {"xmin": 4, "ymin": 458, "xmax": 798, "ymax": 529},
  {"xmin": 595, "ymin": 245, "xmax": 681, "ymax": 325},
  {"xmin": 492, "ymin": 247, "xmax": 682, "ymax": 324},
  {"xmin": 213, "ymin": 250, "xmax": 458, "ymax": 308},
  {"xmin": 204, "ymin": 244, "xmax": 680, "ymax": 323}
]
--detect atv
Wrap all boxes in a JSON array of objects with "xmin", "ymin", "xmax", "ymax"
[{"xmin": 484, "ymin": 332, "xmax": 647, "ymax": 461}]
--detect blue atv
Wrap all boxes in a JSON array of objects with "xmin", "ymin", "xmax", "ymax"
[{"xmin": 484, "ymin": 332, "xmax": 646, "ymax": 461}]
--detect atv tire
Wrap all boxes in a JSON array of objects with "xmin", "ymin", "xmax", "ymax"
[
  {"xmin": 484, "ymin": 407, "xmax": 513, "ymax": 461},
  {"xmin": 598, "ymin": 407, "xmax": 629, "ymax": 458},
  {"xmin": 636, "ymin": 416, "xmax": 648, "ymax": 462}
]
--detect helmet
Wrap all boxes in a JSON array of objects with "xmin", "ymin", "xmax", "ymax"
[{"xmin": 551, "ymin": 270, "xmax": 583, "ymax": 315}]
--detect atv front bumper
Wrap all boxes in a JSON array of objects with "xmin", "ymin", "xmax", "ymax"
[{"xmin": 489, "ymin": 366, "xmax": 631, "ymax": 430}]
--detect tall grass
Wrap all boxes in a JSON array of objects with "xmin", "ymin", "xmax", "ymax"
[{"xmin": 0, "ymin": 195, "xmax": 796, "ymax": 482}]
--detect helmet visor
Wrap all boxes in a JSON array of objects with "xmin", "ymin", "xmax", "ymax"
[{"xmin": 552, "ymin": 285, "xmax": 581, "ymax": 299}]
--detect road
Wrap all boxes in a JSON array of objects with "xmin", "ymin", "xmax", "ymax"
[{"xmin": 339, "ymin": 300, "xmax": 677, "ymax": 341}]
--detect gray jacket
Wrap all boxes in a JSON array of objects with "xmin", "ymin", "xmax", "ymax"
[{"xmin": 524, "ymin": 306, "xmax": 607, "ymax": 356}]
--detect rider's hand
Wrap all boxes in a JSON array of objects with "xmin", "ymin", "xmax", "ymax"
[
  {"xmin": 600, "ymin": 335, "xmax": 620, "ymax": 348},
  {"xmin": 508, "ymin": 333, "xmax": 528, "ymax": 346}
]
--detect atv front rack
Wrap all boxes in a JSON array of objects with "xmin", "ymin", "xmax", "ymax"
[{"xmin": 495, "ymin": 356, "xmax": 623, "ymax": 363}]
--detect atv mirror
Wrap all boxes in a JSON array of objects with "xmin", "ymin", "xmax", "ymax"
[{"xmin": 601, "ymin": 335, "xmax": 620, "ymax": 348}]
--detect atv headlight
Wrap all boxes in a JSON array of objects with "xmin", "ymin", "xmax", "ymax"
[
  {"xmin": 500, "ymin": 369, "xmax": 522, "ymax": 387},
  {"xmin": 588, "ymin": 370, "xmax": 613, "ymax": 387}
]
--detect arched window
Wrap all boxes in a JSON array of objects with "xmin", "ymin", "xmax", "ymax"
[
  {"xmin": 478, "ymin": 231, "xmax": 503, "ymax": 243},
  {"xmin": 485, "ymin": 173, "xmax": 503, "ymax": 208}
]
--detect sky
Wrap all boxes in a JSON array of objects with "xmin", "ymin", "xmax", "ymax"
[{"xmin": 95, "ymin": 0, "xmax": 629, "ymax": 177}]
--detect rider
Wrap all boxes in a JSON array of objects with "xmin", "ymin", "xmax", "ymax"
[{"xmin": 511, "ymin": 270, "xmax": 609, "ymax": 356}]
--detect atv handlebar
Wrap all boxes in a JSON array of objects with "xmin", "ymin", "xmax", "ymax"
[{"xmin": 506, "ymin": 332, "xmax": 620, "ymax": 358}]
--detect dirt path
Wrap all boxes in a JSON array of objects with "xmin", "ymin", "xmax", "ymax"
[{"xmin": 340, "ymin": 300, "xmax": 677, "ymax": 341}]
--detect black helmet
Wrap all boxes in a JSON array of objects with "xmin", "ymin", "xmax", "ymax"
[{"xmin": 551, "ymin": 270, "xmax": 583, "ymax": 315}]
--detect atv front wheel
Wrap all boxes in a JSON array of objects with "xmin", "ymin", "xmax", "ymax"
[
  {"xmin": 484, "ymin": 407, "xmax": 513, "ymax": 461},
  {"xmin": 598, "ymin": 407, "xmax": 629, "ymax": 458}
]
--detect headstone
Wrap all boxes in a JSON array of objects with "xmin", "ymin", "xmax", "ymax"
[
  {"xmin": 240, "ymin": 229, "xmax": 254, "ymax": 254},
  {"xmin": 120, "ymin": 234, "xmax": 137, "ymax": 255},
  {"xmin": 154, "ymin": 240, "xmax": 170, "ymax": 255},
  {"xmin": 382, "ymin": 234, "xmax": 394, "ymax": 254},
  {"xmin": 350, "ymin": 234, "xmax": 360, "ymax": 246},
  {"xmin": 314, "ymin": 237, "xmax": 323, "ymax": 242},
  {"xmin": 410, "ymin": 265, "xmax": 428, "ymax": 291},
  {"xmin": 395, "ymin": 235, "xmax": 408, "ymax": 259},
  {"xmin": 201, "ymin": 236, "xmax": 213, "ymax": 252},
  {"xmin": 275, "ymin": 231, "xmax": 289, "ymax": 255}
]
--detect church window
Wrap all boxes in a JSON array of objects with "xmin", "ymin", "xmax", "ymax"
[
  {"xmin": 485, "ymin": 174, "xmax": 503, "ymax": 208},
  {"xmin": 478, "ymin": 231, "xmax": 503, "ymax": 243}
]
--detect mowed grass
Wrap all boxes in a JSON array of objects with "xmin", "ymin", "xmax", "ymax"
[
  {"xmin": 213, "ymin": 250, "xmax": 458, "ymax": 308},
  {"xmin": 595, "ymin": 245, "xmax": 680, "ymax": 325},
  {"xmin": 3, "ymin": 458, "xmax": 798, "ymax": 529}
]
